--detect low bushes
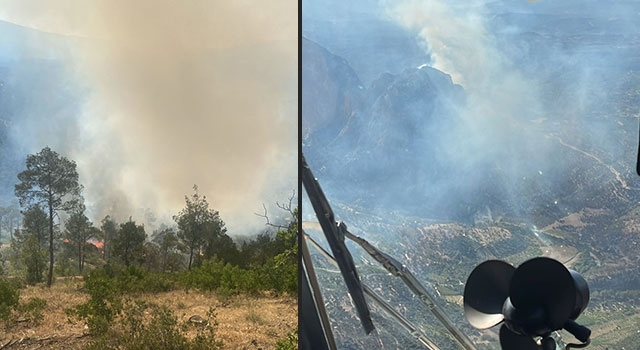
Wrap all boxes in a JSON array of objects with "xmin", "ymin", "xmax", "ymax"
[
  {"xmin": 68, "ymin": 268, "xmax": 223, "ymax": 349},
  {"xmin": 177, "ymin": 256, "xmax": 297, "ymax": 295},
  {"xmin": 0, "ymin": 279, "xmax": 47, "ymax": 327},
  {"xmin": 0, "ymin": 278, "xmax": 19, "ymax": 321},
  {"xmin": 276, "ymin": 328, "xmax": 298, "ymax": 350}
]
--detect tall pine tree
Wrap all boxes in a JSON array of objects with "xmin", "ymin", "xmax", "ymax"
[{"xmin": 15, "ymin": 147, "xmax": 83, "ymax": 286}]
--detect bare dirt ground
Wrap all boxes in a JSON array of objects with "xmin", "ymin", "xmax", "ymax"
[{"xmin": 0, "ymin": 279, "xmax": 297, "ymax": 349}]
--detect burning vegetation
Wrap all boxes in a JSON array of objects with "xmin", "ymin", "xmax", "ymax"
[{"xmin": 0, "ymin": 146, "xmax": 298, "ymax": 349}]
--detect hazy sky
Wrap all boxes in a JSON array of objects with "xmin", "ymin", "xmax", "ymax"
[{"xmin": 0, "ymin": 0, "xmax": 297, "ymax": 235}]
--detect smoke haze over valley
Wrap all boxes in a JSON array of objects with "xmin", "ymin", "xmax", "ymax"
[
  {"xmin": 0, "ymin": 1, "xmax": 297, "ymax": 234},
  {"xmin": 303, "ymin": 0, "xmax": 640, "ymax": 348},
  {"xmin": 304, "ymin": 0, "xmax": 639, "ymax": 220}
]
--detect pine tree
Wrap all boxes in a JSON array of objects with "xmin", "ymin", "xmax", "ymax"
[{"xmin": 15, "ymin": 147, "xmax": 83, "ymax": 286}]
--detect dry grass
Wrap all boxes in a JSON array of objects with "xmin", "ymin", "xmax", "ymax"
[
  {"xmin": 0, "ymin": 278, "xmax": 90, "ymax": 349},
  {"xmin": 140, "ymin": 290, "xmax": 297, "ymax": 349},
  {"xmin": 0, "ymin": 278, "xmax": 297, "ymax": 350}
]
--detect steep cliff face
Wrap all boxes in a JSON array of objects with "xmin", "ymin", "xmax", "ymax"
[
  {"xmin": 301, "ymin": 38, "xmax": 365, "ymax": 168},
  {"xmin": 302, "ymin": 38, "xmax": 513, "ymax": 218}
]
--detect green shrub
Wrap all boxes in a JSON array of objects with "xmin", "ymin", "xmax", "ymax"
[
  {"xmin": 140, "ymin": 305, "xmax": 189, "ymax": 349},
  {"xmin": 86, "ymin": 301, "xmax": 222, "ymax": 350},
  {"xmin": 236, "ymin": 268, "xmax": 262, "ymax": 294},
  {"xmin": 219, "ymin": 263, "xmax": 239, "ymax": 291},
  {"xmin": 18, "ymin": 297, "xmax": 47, "ymax": 325},
  {"xmin": 258, "ymin": 253, "xmax": 297, "ymax": 295},
  {"xmin": 275, "ymin": 328, "xmax": 298, "ymax": 350},
  {"xmin": 118, "ymin": 300, "xmax": 190, "ymax": 350},
  {"xmin": 274, "ymin": 252, "xmax": 298, "ymax": 294},
  {"xmin": 0, "ymin": 278, "xmax": 19, "ymax": 321},
  {"xmin": 115, "ymin": 265, "xmax": 175, "ymax": 293},
  {"xmin": 21, "ymin": 235, "xmax": 46, "ymax": 284},
  {"xmin": 5, "ymin": 276, "xmax": 27, "ymax": 290},
  {"xmin": 139, "ymin": 272, "xmax": 175, "ymax": 293},
  {"xmin": 177, "ymin": 255, "xmax": 297, "ymax": 296},
  {"xmin": 68, "ymin": 265, "xmax": 180, "ymax": 335},
  {"xmin": 120, "ymin": 299, "xmax": 148, "ymax": 343},
  {"xmin": 91, "ymin": 264, "xmax": 176, "ymax": 294},
  {"xmin": 183, "ymin": 258, "xmax": 226, "ymax": 291},
  {"xmin": 67, "ymin": 268, "xmax": 122, "ymax": 334}
]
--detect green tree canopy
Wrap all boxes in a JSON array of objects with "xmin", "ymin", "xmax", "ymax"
[
  {"xmin": 15, "ymin": 206, "xmax": 48, "ymax": 247},
  {"xmin": 11, "ymin": 206, "xmax": 48, "ymax": 284},
  {"xmin": 20, "ymin": 234, "xmax": 47, "ymax": 284},
  {"xmin": 14, "ymin": 146, "xmax": 83, "ymax": 286},
  {"xmin": 65, "ymin": 209, "xmax": 98, "ymax": 273},
  {"xmin": 0, "ymin": 206, "xmax": 22, "ymax": 242},
  {"xmin": 151, "ymin": 227, "xmax": 183, "ymax": 273},
  {"xmin": 113, "ymin": 218, "xmax": 146, "ymax": 266},
  {"xmin": 173, "ymin": 185, "xmax": 227, "ymax": 270},
  {"xmin": 100, "ymin": 215, "xmax": 118, "ymax": 263}
]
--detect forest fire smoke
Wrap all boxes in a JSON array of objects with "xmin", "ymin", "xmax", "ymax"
[
  {"xmin": 0, "ymin": 0, "xmax": 297, "ymax": 234},
  {"xmin": 384, "ymin": 0, "xmax": 544, "ymax": 163}
]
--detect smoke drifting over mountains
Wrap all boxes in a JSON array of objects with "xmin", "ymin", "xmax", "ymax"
[
  {"xmin": 0, "ymin": 1, "xmax": 296, "ymax": 234},
  {"xmin": 303, "ymin": 0, "xmax": 640, "ymax": 223},
  {"xmin": 383, "ymin": 0, "xmax": 547, "ymax": 203},
  {"xmin": 380, "ymin": 0, "xmax": 638, "ymax": 217}
]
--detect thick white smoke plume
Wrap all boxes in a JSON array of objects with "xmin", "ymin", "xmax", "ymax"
[
  {"xmin": 383, "ymin": 0, "xmax": 545, "ymax": 168},
  {"xmin": 0, "ymin": 0, "xmax": 297, "ymax": 234},
  {"xmin": 367, "ymin": 0, "xmax": 634, "ymax": 220}
]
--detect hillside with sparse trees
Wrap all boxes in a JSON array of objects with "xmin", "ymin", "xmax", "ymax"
[{"xmin": 0, "ymin": 146, "xmax": 298, "ymax": 349}]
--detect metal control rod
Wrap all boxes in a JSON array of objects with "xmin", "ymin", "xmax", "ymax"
[
  {"xmin": 344, "ymin": 230, "xmax": 478, "ymax": 350},
  {"xmin": 302, "ymin": 154, "xmax": 374, "ymax": 334},
  {"xmin": 300, "ymin": 230, "xmax": 337, "ymax": 350},
  {"xmin": 304, "ymin": 230, "xmax": 440, "ymax": 350}
]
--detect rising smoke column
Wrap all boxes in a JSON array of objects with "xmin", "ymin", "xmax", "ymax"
[
  {"xmin": 0, "ymin": 0, "xmax": 297, "ymax": 234},
  {"xmin": 380, "ymin": 0, "xmax": 634, "ymax": 219},
  {"xmin": 383, "ymin": 0, "xmax": 545, "ymax": 165},
  {"xmin": 377, "ymin": 0, "xmax": 565, "ymax": 219}
]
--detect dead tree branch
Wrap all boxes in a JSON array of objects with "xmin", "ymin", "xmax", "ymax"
[{"xmin": 254, "ymin": 190, "xmax": 296, "ymax": 230}]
